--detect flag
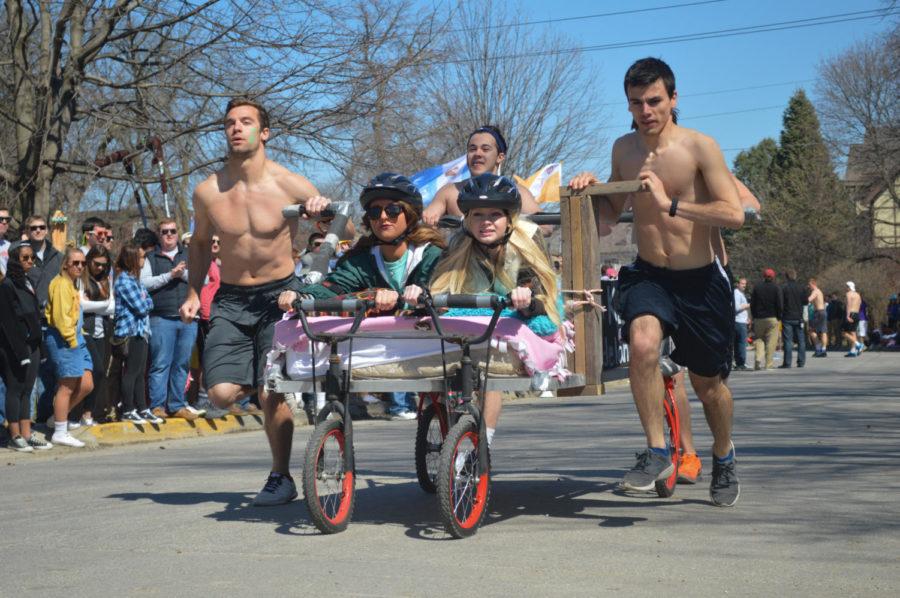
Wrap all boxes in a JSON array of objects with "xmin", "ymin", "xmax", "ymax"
[
  {"xmin": 514, "ymin": 162, "xmax": 562, "ymax": 212},
  {"xmin": 410, "ymin": 154, "xmax": 470, "ymax": 207}
]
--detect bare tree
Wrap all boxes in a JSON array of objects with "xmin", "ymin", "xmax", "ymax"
[
  {"xmin": 337, "ymin": 0, "xmax": 609, "ymax": 195},
  {"xmin": 0, "ymin": 0, "xmax": 442, "ymax": 222},
  {"xmin": 422, "ymin": 1, "xmax": 608, "ymax": 178}
]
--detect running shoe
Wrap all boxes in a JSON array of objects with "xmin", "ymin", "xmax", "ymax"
[
  {"xmin": 121, "ymin": 410, "xmax": 147, "ymax": 424},
  {"xmin": 79, "ymin": 416, "xmax": 96, "ymax": 427},
  {"xmin": 50, "ymin": 432, "xmax": 85, "ymax": 448},
  {"xmin": 252, "ymin": 472, "xmax": 298, "ymax": 507},
  {"xmin": 140, "ymin": 409, "xmax": 164, "ymax": 425},
  {"xmin": 390, "ymin": 410, "xmax": 417, "ymax": 421},
  {"xmin": 677, "ymin": 452, "xmax": 702, "ymax": 484},
  {"xmin": 710, "ymin": 444, "xmax": 740, "ymax": 507},
  {"xmin": 621, "ymin": 449, "xmax": 674, "ymax": 492},
  {"xmin": 8, "ymin": 435, "xmax": 33, "ymax": 452},
  {"xmin": 28, "ymin": 433, "xmax": 53, "ymax": 451},
  {"xmin": 67, "ymin": 420, "xmax": 82, "ymax": 430}
]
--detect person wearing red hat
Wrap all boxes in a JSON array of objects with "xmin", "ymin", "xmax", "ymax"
[{"xmin": 750, "ymin": 267, "xmax": 783, "ymax": 369}]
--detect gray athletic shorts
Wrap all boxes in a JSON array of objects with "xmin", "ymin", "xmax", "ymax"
[
  {"xmin": 812, "ymin": 310, "xmax": 827, "ymax": 334},
  {"xmin": 204, "ymin": 273, "xmax": 304, "ymax": 390}
]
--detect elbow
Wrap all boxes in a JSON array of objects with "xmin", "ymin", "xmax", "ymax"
[{"xmin": 725, "ymin": 206, "xmax": 744, "ymax": 230}]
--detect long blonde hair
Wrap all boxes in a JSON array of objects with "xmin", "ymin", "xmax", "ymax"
[{"xmin": 430, "ymin": 213, "xmax": 561, "ymax": 326}]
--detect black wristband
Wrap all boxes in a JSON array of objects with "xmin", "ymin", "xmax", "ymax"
[{"xmin": 669, "ymin": 196, "xmax": 679, "ymax": 217}]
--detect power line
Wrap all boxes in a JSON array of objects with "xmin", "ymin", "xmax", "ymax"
[
  {"xmin": 595, "ymin": 104, "xmax": 784, "ymax": 130},
  {"xmin": 437, "ymin": 8, "xmax": 899, "ymax": 65},
  {"xmin": 599, "ymin": 79, "xmax": 817, "ymax": 106},
  {"xmin": 443, "ymin": 0, "xmax": 727, "ymax": 34}
]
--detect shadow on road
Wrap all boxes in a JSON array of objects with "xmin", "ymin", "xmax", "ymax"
[{"xmin": 106, "ymin": 468, "xmax": 705, "ymax": 540}]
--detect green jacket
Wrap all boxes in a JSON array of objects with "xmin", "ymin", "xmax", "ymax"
[{"xmin": 300, "ymin": 243, "xmax": 443, "ymax": 299}]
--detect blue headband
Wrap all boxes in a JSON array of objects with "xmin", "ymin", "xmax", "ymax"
[{"xmin": 469, "ymin": 127, "xmax": 507, "ymax": 155}]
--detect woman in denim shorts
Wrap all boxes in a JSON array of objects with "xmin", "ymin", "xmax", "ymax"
[{"xmin": 44, "ymin": 247, "xmax": 94, "ymax": 447}]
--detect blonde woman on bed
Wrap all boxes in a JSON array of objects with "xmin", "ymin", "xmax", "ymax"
[{"xmin": 426, "ymin": 173, "xmax": 561, "ymax": 448}]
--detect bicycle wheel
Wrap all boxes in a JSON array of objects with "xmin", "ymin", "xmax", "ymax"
[
  {"xmin": 302, "ymin": 418, "xmax": 356, "ymax": 534},
  {"xmin": 655, "ymin": 384, "xmax": 681, "ymax": 498},
  {"xmin": 415, "ymin": 402, "xmax": 449, "ymax": 494},
  {"xmin": 437, "ymin": 416, "xmax": 491, "ymax": 538}
]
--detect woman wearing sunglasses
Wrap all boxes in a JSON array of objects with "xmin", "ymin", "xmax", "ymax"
[
  {"xmin": 43, "ymin": 247, "xmax": 95, "ymax": 447},
  {"xmin": 278, "ymin": 173, "xmax": 446, "ymax": 419},
  {"xmin": 0, "ymin": 243, "xmax": 51, "ymax": 451},
  {"xmin": 77, "ymin": 245, "xmax": 115, "ymax": 425}
]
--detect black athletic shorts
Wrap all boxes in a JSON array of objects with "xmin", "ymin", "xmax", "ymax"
[
  {"xmin": 204, "ymin": 273, "xmax": 304, "ymax": 389},
  {"xmin": 841, "ymin": 312, "xmax": 860, "ymax": 333},
  {"xmin": 615, "ymin": 257, "xmax": 733, "ymax": 379}
]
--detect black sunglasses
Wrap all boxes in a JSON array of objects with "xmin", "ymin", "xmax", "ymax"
[
  {"xmin": 29, "ymin": 224, "xmax": 47, "ymax": 231},
  {"xmin": 365, "ymin": 204, "xmax": 404, "ymax": 220},
  {"xmin": 0, "ymin": 216, "xmax": 10, "ymax": 223}
]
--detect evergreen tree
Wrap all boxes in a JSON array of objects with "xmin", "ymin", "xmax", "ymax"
[{"xmin": 732, "ymin": 90, "xmax": 858, "ymax": 281}]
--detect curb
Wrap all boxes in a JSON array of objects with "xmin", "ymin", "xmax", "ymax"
[{"xmin": 72, "ymin": 413, "xmax": 305, "ymax": 448}]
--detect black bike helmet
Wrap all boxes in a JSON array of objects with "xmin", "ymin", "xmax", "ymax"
[
  {"xmin": 359, "ymin": 172, "xmax": 423, "ymax": 215},
  {"xmin": 457, "ymin": 173, "xmax": 521, "ymax": 215}
]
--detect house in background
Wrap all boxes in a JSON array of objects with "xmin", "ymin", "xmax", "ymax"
[{"xmin": 844, "ymin": 131, "xmax": 900, "ymax": 252}]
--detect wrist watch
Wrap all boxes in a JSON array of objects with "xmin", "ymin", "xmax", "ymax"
[{"xmin": 669, "ymin": 196, "xmax": 679, "ymax": 217}]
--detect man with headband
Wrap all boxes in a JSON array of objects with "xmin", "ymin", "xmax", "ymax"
[{"xmin": 422, "ymin": 125, "xmax": 542, "ymax": 226}]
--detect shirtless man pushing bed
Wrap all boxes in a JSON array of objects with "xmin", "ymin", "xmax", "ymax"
[{"xmin": 180, "ymin": 98, "xmax": 332, "ymax": 506}]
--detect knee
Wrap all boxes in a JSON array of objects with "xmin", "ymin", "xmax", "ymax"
[
  {"xmin": 629, "ymin": 336, "xmax": 661, "ymax": 368},
  {"xmin": 207, "ymin": 385, "xmax": 238, "ymax": 408}
]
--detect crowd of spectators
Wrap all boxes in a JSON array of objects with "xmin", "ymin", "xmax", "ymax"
[{"xmin": 0, "ymin": 214, "xmax": 261, "ymax": 452}]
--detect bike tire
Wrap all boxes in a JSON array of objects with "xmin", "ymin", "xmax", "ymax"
[
  {"xmin": 415, "ymin": 403, "xmax": 448, "ymax": 494},
  {"xmin": 302, "ymin": 418, "xmax": 356, "ymax": 534},
  {"xmin": 655, "ymin": 385, "xmax": 681, "ymax": 498},
  {"xmin": 437, "ymin": 416, "xmax": 491, "ymax": 538}
]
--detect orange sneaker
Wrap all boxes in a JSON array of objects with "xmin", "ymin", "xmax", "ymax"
[{"xmin": 678, "ymin": 453, "xmax": 702, "ymax": 484}]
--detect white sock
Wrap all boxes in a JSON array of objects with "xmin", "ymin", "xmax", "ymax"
[
  {"xmin": 54, "ymin": 421, "xmax": 67, "ymax": 436},
  {"xmin": 486, "ymin": 427, "xmax": 495, "ymax": 448}
]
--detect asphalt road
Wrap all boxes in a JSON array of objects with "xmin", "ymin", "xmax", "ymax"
[{"xmin": 2, "ymin": 352, "xmax": 898, "ymax": 597}]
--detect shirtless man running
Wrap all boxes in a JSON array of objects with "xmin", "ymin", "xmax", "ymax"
[
  {"xmin": 422, "ymin": 125, "xmax": 542, "ymax": 225},
  {"xmin": 808, "ymin": 278, "xmax": 828, "ymax": 357},
  {"xmin": 843, "ymin": 281, "xmax": 863, "ymax": 357},
  {"xmin": 180, "ymin": 98, "xmax": 331, "ymax": 506},
  {"xmin": 569, "ymin": 57, "xmax": 744, "ymax": 507}
]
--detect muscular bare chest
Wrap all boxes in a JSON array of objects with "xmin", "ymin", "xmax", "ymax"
[
  {"xmin": 207, "ymin": 182, "xmax": 292, "ymax": 240},
  {"xmin": 620, "ymin": 144, "xmax": 703, "ymax": 203}
]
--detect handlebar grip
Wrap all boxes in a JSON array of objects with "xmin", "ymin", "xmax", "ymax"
[
  {"xmin": 282, "ymin": 205, "xmax": 336, "ymax": 219},
  {"xmin": 429, "ymin": 293, "xmax": 506, "ymax": 309},
  {"xmin": 437, "ymin": 216, "xmax": 463, "ymax": 229},
  {"xmin": 295, "ymin": 297, "xmax": 369, "ymax": 313}
]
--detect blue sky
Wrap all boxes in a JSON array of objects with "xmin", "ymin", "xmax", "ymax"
[{"xmin": 509, "ymin": 0, "xmax": 896, "ymax": 178}]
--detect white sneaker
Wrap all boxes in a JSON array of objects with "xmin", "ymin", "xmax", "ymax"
[
  {"xmin": 185, "ymin": 405, "xmax": 207, "ymax": 417},
  {"xmin": 252, "ymin": 473, "xmax": 298, "ymax": 507},
  {"xmin": 51, "ymin": 432, "xmax": 85, "ymax": 448},
  {"xmin": 67, "ymin": 420, "xmax": 82, "ymax": 430},
  {"xmin": 390, "ymin": 410, "xmax": 417, "ymax": 421},
  {"xmin": 539, "ymin": 390, "xmax": 555, "ymax": 398},
  {"xmin": 79, "ymin": 416, "xmax": 96, "ymax": 427},
  {"xmin": 361, "ymin": 394, "xmax": 380, "ymax": 404}
]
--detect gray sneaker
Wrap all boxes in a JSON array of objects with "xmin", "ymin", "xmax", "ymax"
[
  {"xmin": 621, "ymin": 449, "xmax": 674, "ymax": 492},
  {"xmin": 252, "ymin": 473, "xmax": 298, "ymax": 507},
  {"xmin": 9, "ymin": 435, "xmax": 34, "ymax": 452},
  {"xmin": 710, "ymin": 445, "xmax": 740, "ymax": 507},
  {"xmin": 28, "ymin": 433, "xmax": 53, "ymax": 451}
]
